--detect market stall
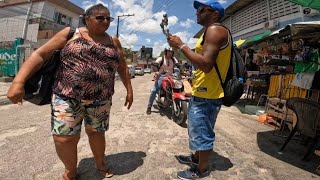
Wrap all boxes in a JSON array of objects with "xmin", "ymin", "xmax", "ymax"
[{"xmin": 239, "ymin": 21, "xmax": 320, "ymax": 127}]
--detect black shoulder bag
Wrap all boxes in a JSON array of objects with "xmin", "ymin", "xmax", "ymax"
[{"xmin": 23, "ymin": 29, "xmax": 75, "ymax": 105}]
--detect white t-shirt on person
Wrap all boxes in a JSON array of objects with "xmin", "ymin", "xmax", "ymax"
[{"xmin": 155, "ymin": 56, "xmax": 178, "ymax": 75}]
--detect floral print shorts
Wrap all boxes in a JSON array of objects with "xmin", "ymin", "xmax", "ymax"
[{"xmin": 51, "ymin": 94, "xmax": 112, "ymax": 135}]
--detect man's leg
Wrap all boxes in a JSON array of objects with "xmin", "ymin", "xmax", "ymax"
[
  {"xmin": 190, "ymin": 150, "xmax": 211, "ymax": 172},
  {"xmin": 177, "ymin": 97, "xmax": 222, "ymax": 179},
  {"xmin": 53, "ymin": 135, "xmax": 80, "ymax": 180},
  {"xmin": 198, "ymin": 150, "xmax": 212, "ymax": 173}
]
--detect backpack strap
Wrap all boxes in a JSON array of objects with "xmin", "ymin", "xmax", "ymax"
[
  {"xmin": 67, "ymin": 29, "xmax": 75, "ymax": 40},
  {"xmin": 205, "ymin": 25, "xmax": 236, "ymax": 87},
  {"xmin": 65, "ymin": 28, "xmax": 76, "ymax": 44},
  {"xmin": 160, "ymin": 56, "xmax": 164, "ymax": 67}
]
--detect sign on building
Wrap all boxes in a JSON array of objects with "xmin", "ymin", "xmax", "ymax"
[{"xmin": 0, "ymin": 38, "xmax": 22, "ymax": 76}]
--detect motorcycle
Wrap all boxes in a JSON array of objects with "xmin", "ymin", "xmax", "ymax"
[{"xmin": 156, "ymin": 72, "xmax": 189, "ymax": 125}]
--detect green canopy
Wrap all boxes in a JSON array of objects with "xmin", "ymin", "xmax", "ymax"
[
  {"xmin": 241, "ymin": 31, "xmax": 272, "ymax": 47},
  {"xmin": 288, "ymin": 0, "xmax": 320, "ymax": 11}
]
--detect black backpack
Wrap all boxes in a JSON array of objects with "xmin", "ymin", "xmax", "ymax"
[
  {"xmin": 203, "ymin": 25, "xmax": 246, "ymax": 107},
  {"xmin": 23, "ymin": 29, "xmax": 75, "ymax": 105}
]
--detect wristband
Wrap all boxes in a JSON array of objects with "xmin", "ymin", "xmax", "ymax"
[{"xmin": 179, "ymin": 44, "xmax": 187, "ymax": 50}]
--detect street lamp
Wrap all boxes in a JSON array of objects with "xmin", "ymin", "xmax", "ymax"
[{"xmin": 116, "ymin": 14, "xmax": 134, "ymax": 37}]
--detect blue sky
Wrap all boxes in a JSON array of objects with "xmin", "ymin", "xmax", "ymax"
[{"xmin": 69, "ymin": 0, "xmax": 236, "ymax": 57}]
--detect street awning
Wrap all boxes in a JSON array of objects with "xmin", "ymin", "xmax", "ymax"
[
  {"xmin": 240, "ymin": 31, "xmax": 272, "ymax": 47},
  {"xmin": 288, "ymin": 0, "xmax": 320, "ymax": 11},
  {"xmin": 235, "ymin": 39, "xmax": 246, "ymax": 47}
]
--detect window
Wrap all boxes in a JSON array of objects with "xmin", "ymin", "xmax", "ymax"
[
  {"xmin": 54, "ymin": 11, "xmax": 72, "ymax": 26},
  {"xmin": 270, "ymin": 0, "xmax": 300, "ymax": 19}
]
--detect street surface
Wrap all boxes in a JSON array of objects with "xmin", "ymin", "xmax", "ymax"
[{"xmin": 0, "ymin": 74, "xmax": 319, "ymax": 180}]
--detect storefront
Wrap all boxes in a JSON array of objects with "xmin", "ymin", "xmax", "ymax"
[{"xmin": 239, "ymin": 21, "xmax": 320, "ymax": 125}]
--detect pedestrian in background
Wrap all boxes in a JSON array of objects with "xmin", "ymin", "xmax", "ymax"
[
  {"xmin": 7, "ymin": 3, "xmax": 133, "ymax": 180},
  {"xmin": 168, "ymin": 0, "xmax": 230, "ymax": 179}
]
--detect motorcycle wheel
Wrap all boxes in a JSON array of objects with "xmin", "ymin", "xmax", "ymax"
[{"xmin": 173, "ymin": 100, "xmax": 188, "ymax": 125}]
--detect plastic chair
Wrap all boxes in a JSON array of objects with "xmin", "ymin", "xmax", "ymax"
[{"xmin": 278, "ymin": 97, "xmax": 320, "ymax": 160}]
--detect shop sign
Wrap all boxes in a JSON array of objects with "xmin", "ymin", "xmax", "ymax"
[{"xmin": 0, "ymin": 38, "xmax": 22, "ymax": 76}]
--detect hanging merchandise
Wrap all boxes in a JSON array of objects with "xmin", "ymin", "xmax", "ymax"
[
  {"xmin": 291, "ymin": 39, "xmax": 304, "ymax": 51},
  {"xmin": 291, "ymin": 73, "xmax": 315, "ymax": 90},
  {"xmin": 294, "ymin": 46, "xmax": 320, "ymax": 73},
  {"xmin": 302, "ymin": 46, "xmax": 312, "ymax": 62}
]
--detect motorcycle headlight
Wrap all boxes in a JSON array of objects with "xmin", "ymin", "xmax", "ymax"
[{"xmin": 174, "ymin": 80, "xmax": 183, "ymax": 89}]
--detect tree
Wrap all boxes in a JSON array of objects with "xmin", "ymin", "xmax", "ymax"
[
  {"xmin": 123, "ymin": 48, "xmax": 133, "ymax": 62},
  {"xmin": 159, "ymin": 49, "xmax": 188, "ymax": 62}
]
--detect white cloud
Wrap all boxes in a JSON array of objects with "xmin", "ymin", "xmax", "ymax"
[
  {"xmin": 111, "ymin": 0, "xmax": 178, "ymax": 35},
  {"xmin": 82, "ymin": 0, "xmax": 109, "ymax": 11},
  {"xmin": 179, "ymin": 19, "xmax": 194, "ymax": 29},
  {"xmin": 146, "ymin": 38, "xmax": 151, "ymax": 43},
  {"xmin": 118, "ymin": 33, "xmax": 138, "ymax": 49},
  {"xmin": 172, "ymin": 31, "xmax": 198, "ymax": 49},
  {"xmin": 218, "ymin": 0, "xmax": 228, "ymax": 4},
  {"xmin": 152, "ymin": 40, "xmax": 168, "ymax": 57}
]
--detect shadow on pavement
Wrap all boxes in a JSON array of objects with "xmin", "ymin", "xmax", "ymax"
[
  {"xmin": 233, "ymin": 99, "xmax": 259, "ymax": 115},
  {"xmin": 257, "ymin": 130, "xmax": 320, "ymax": 175},
  {"xmin": 177, "ymin": 151, "xmax": 233, "ymax": 172},
  {"xmin": 78, "ymin": 151, "xmax": 146, "ymax": 179},
  {"xmin": 208, "ymin": 151, "xmax": 233, "ymax": 171},
  {"xmin": 153, "ymin": 104, "xmax": 188, "ymax": 128}
]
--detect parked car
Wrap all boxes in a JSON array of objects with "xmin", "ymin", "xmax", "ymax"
[
  {"xmin": 144, "ymin": 68, "xmax": 151, "ymax": 74},
  {"xmin": 127, "ymin": 65, "xmax": 135, "ymax": 78},
  {"xmin": 135, "ymin": 67, "xmax": 144, "ymax": 76}
]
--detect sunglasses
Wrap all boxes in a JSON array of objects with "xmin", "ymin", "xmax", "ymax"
[
  {"xmin": 197, "ymin": 6, "xmax": 215, "ymax": 14},
  {"xmin": 93, "ymin": 16, "xmax": 114, "ymax": 22}
]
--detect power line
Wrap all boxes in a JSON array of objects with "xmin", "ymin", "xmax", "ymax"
[
  {"xmin": 119, "ymin": 35, "xmax": 132, "ymax": 48},
  {"xmin": 127, "ymin": 0, "xmax": 172, "ymax": 36}
]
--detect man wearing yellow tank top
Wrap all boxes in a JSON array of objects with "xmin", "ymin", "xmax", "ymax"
[{"xmin": 168, "ymin": 0, "xmax": 231, "ymax": 179}]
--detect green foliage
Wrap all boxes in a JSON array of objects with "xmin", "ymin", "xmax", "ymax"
[
  {"xmin": 159, "ymin": 50, "xmax": 188, "ymax": 62},
  {"xmin": 123, "ymin": 48, "xmax": 133, "ymax": 60}
]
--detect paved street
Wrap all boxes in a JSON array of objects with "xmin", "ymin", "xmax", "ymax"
[{"xmin": 0, "ymin": 74, "xmax": 319, "ymax": 180}]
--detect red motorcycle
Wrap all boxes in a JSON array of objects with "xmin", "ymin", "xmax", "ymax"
[{"xmin": 156, "ymin": 72, "xmax": 189, "ymax": 125}]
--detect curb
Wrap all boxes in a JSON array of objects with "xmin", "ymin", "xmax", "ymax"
[{"xmin": 0, "ymin": 96, "xmax": 11, "ymax": 106}]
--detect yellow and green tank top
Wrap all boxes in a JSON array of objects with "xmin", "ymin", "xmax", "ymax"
[{"xmin": 192, "ymin": 29, "xmax": 231, "ymax": 99}]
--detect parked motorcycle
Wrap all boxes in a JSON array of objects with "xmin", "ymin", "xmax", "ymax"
[{"xmin": 156, "ymin": 72, "xmax": 189, "ymax": 125}]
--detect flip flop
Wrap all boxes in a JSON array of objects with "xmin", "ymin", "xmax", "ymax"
[{"xmin": 97, "ymin": 168, "xmax": 113, "ymax": 178}]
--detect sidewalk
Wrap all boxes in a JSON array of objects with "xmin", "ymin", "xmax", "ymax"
[{"xmin": 0, "ymin": 82, "xmax": 11, "ymax": 105}]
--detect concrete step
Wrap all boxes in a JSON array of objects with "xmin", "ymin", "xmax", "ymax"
[{"xmin": 0, "ymin": 77, "xmax": 14, "ymax": 82}]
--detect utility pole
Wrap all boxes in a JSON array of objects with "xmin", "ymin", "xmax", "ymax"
[
  {"xmin": 116, "ymin": 14, "xmax": 134, "ymax": 37},
  {"xmin": 22, "ymin": 0, "xmax": 33, "ymax": 41}
]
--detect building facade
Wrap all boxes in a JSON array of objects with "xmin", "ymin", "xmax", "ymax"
[
  {"xmin": 223, "ymin": 0, "xmax": 320, "ymax": 41},
  {"xmin": 0, "ymin": 0, "xmax": 83, "ymax": 76},
  {"xmin": 194, "ymin": 0, "xmax": 320, "ymax": 41}
]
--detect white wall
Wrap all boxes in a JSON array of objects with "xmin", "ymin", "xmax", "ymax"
[
  {"xmin": 0, "ymin": 1, "xmax": 80, "ymax": 42},
  {"xmin": 224, "ymin": 0, "xmax": 303, "ymax": 40},
  {"xmin": 0, "ymin": 3, "xmax": 31, "ymax": 41},
  {"xmin": 43, "ymin": 1, "xmax": 80, "ymax": 28}
]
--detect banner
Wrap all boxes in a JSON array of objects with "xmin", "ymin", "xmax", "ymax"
[
  {"xmin": 291, "ymin": 73, "xmax": 315, "ymax": 90},
  {"xmin": 0, "ymin": 38, "xmax": 22, "ymax": 76}
]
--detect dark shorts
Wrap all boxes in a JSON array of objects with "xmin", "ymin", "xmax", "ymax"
[
  {"xmin": 188, "ymin": 96, "xmax": 222, "ymax": 151},
  {"xmin": 51, "ymin": 94, "xmax": 112, "ymax": 135}
]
